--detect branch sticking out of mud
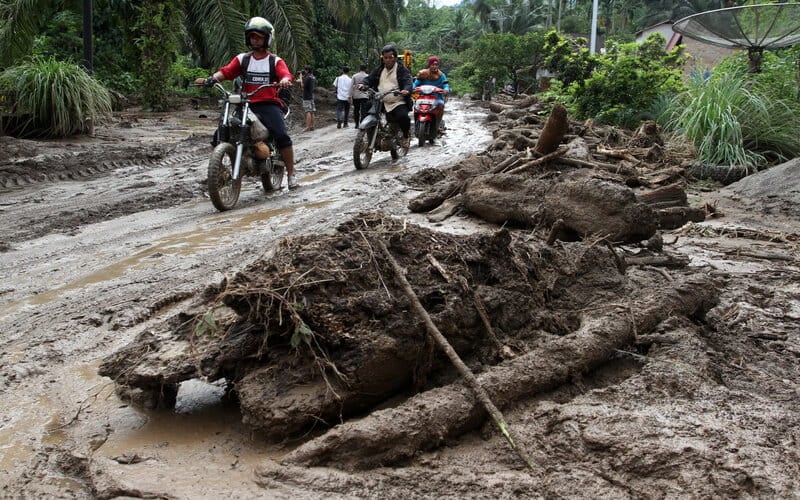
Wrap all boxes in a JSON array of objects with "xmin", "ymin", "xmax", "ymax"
[{"xmin": 376, "ymin": 238, "xmax": 535, "ymax": 469}]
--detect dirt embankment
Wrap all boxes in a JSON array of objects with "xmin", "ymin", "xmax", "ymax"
[{"xmin": 1, "ymin": 94, "xmax": 798, "ymax": 498}]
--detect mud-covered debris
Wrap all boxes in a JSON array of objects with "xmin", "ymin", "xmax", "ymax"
[{"xmin": 100, "ymin": 211, "xmax": 632, "ymax": 440}]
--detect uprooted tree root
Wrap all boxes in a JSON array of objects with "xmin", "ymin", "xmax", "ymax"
[{"xmin": 98, "ymin": 211, "xmax": 717, "ymax": 465}]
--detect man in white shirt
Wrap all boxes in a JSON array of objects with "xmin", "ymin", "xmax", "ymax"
[{"xmin": 333, "ymin": 67, "xmax": 352, "ymax": 128}]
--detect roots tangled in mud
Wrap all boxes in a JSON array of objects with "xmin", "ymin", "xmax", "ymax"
[{"xmin": 100, "ymin": 211, "xmax": 648, "ymax": 440}]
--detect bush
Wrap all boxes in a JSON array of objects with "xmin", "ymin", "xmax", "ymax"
[
  {"xmin": 567, "ymin": 34, "xmax": 686, "ymax": 128},
  {"xmin": 0, "ymin": 56, "xmax": 112, "ymax": 137},
  {"xmin": 666, "ymin": 53, "xmax": 800, "ymax": 168}
]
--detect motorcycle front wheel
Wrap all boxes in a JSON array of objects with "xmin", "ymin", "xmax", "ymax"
[
  {"xmin": 353, "ymin": 128, "xmax": 374, "ymax": 170},
  {"xmin": 261, "ymin": 144, "xmax": 285, "ymax": 192},
  {"xmin": 414, "ymin": 121, "xmax": 425, "ymax": 148},
  {"xmin": 208, "ymin": 142, "xmax": 242, "ymax": 211},
  {"xmin": 416, "ymin": 121, "xmax": 432, "ymax": 147}
]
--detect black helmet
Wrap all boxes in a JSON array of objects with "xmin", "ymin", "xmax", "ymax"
[
  {"xmin": 244, "ymin": 17, "xmax": 274, "ymax": 48},
  {"xmin": 381, "ymin": 44, "xmax": 398, "ymax": 59}
]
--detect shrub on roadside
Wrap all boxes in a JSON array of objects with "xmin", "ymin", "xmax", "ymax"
[
  {"xmin": 0, "ymin": 56, "xmax": 112, "ymax": 137},
  {"xmin": 665, "ymin": 51, "xmax": 800, "ymax": 169}
]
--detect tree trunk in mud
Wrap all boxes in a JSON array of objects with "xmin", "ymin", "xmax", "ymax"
[
  {"xmin": 283, "ymin": 275, "xmax": 718, "ymax": 470},
  {"xmin": 534, "ymin": 103, "xmax": 568, "ymax": 155}
]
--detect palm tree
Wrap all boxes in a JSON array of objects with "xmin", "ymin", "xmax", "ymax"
[
  {"xmin": 185, "ymin": 0, "xmax": 313, "ymax": 70},
  {"xmin": 0, "ymin": 0, "xmax": 55, "ymax": 68}
]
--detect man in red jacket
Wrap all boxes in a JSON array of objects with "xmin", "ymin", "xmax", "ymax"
[{"xmin": 196, "ymin": 17, "xmax": 299, "ymax": 189}]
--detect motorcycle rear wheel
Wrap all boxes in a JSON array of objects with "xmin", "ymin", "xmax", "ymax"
[
  {"xmin": 391, "ymin": 129, "xmax": 409, "ymax": 160},
  {"xmin": 261, "ymin": 145, "xmax": 285, "ymax": 192},
  {"xmin": 208, "ymin": 142, "xmax": 242, "ymax": 211},
  {"xmin": 353, "ymin": 129, "xmax": 374, "ymax": 170}
]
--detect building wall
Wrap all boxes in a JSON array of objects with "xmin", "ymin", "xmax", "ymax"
[{"xmin": 636, "ymin": 22, "xmax": 737, "ymax": 76}]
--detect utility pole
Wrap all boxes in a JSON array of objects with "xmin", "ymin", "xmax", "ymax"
[
  {"xmin": 83, "ymin": 0, "xmax": 93, "ymax": 72},
  {"xmin": 589, "ymin": 0, "xmax": 598, "ymax": 54}
]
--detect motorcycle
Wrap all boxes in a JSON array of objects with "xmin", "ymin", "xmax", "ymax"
[
  {"xmin": 353, "ymin": 87, "xmax": 410, "ymax": 170},
  {"xmin": 412, "ymin": 84, "xmax": 445, "ymax": 147},
  {"xmin": 201, "ymin": 81, "xmax": 286, "ymax": 211}
]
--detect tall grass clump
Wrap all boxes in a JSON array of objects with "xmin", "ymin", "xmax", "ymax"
[
  {"xmin": 0, "ymin": 56, "xmax": 112, "ymax": 137},
  {"xmin": 665, "ymin": 53, "xmax": 800, "ymax": 169}
]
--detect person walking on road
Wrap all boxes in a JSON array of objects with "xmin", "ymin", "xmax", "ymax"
[
  {"xmin": 300, "ymin": 65, "xmax": 316, "ymax": 132},
  {"xmin": 333, "ymin": 67, "xmax": 352, "ymax": 128},
  {"xmin": 350, "ymin": 64, "xmax": 369, "ymax": 127}
]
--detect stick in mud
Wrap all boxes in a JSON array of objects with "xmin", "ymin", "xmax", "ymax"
[{"xmin": 376, "ymin": 238, "xmax": 536, "ymax": 470}]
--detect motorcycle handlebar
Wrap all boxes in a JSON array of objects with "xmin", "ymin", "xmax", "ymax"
[
  {"xmin": 364, "ymin": 87, "xmax": 401, "ymax": 100},
  {"xmin": 192, "ymin": 81, "xmax": 283, "ymax": 100}
]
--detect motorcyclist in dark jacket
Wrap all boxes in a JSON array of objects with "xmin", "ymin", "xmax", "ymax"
[{"xmin": 361, "ymin": 44, "xmax": 413, "ymax": 147}]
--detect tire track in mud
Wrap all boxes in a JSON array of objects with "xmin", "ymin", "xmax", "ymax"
[
  {"xmin": 0, "ymin": 151, "xmax": 206, "ymax": 190},
  {"xmin": 0, "ymin": 151, "xmax": 208, "ymax": 244}
]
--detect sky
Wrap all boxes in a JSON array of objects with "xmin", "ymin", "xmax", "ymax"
[{"xmin": 431, "ymin": 0, "xmax": 463, "ymax": 7}]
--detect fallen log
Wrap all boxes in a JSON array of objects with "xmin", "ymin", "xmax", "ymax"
[
  {"xmin": 282, "ymin": 274, "xmax": 718, "ymax": 470},
  {"xmin": 656, "ymin": 206, "xmax": 706, "ymax": 230},
  {"xmin": 559, "ymin": 156, "xmax": 639, "ymax": 179},
  {"xmin": 636, "ymin": 182, "xmax": 687, "ymax": 208},
  {"xmin": 377, "ymin": 240, "xmax": 534, "ymax": 469},
  {"xmin": 506, "ymin": 147, "xmax": 567, "ymax": 175}
]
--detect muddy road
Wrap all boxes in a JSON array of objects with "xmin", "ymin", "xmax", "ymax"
[
  {"xmin": 0, "ymin": 100, "xmax": 495, "ymax": 496},
  {"xmin": 1, "ymin": 98, "xmax": 799, "ymax": 498}
]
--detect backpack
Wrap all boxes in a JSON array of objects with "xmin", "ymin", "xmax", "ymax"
[{"xmin": 241, "ymin": 52, "xmax": 291, "ymax": 111}]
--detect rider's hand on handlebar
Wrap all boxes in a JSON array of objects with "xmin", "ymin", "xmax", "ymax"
[
  {"xmin": 279, "ymin": 78, "xmax": 292, "ymax": 88},
  {"xmin": 194, "ymin": 76, "xmax": 217, "ymax": 87}
]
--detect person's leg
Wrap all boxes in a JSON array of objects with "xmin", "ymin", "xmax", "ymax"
[
  {"xmin": 254, "ymin": 103, "xmax": 297, "ymax": 187},
  {"xmin": 387, "ymin": 106, "xmax": 411, "ymax": 147},
  {"xmin": 281, "ymin": 146, "xmax": 295, "ymax": 178},
  {"xmin": 343, "ymin": 101, "xmax": 350, "ymax": 127},
  {"xmin": 352, "ymin": 99, "xmax": 360, "ymax": 126},
  {"xmin": 336, "ymin": 100, "xmax": 344, "ymax": 128}
]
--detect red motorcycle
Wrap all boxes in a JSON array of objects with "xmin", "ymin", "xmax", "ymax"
[{"xmin": 412, "ymin": 84, "xmax": 445, "ymax": 147}]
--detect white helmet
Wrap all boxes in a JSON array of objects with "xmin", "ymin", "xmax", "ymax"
[{"xmin": 244, "ymin": 17, "xmax": 274, "ymax": 48}]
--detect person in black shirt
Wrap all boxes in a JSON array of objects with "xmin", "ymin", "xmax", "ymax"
[{"xmin": 300, "ymin": 66, "xmax": 316, "ymax": 132}]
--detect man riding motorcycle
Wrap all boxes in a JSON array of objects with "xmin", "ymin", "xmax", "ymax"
[
  {"xmin": 195, "ymin": 17, "xmax": 299, "ymax": 189},
  {"xmin": 358, "ymin": 44, "xmax": 413, "ymax": 149}
]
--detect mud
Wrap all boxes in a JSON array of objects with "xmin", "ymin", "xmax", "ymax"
[{"xmin": 0, "ymin": 95, "xmax": 798, "ymax": 498}]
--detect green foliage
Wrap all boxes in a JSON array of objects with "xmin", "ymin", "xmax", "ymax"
[
  {"xmin": 134, "ymin": 0, "xmax": 180, "ymax": 111},
  {"xmin": 454, "ymin": 32, "xmax": 527, "ymax": 95},
  {"xmin": 290, "ymin": 320, "xmax": 313, "ymax": 349},
  {"xmin": 666, "ymin": 53, "xmax": 800, "ymax": 168},
  {"xmin": 170, "ymin": 55, "xmax": 210, "ymax": 97},
  {"xmin": 549, "ymin": 33, "xmax": 686, "ymax": 128},
  {"xmin": 0, "ymin": 56, "xmax": 112, "ymax": 137},
  {"xmin": 544, "ymin": 31, "xmax": 596, "ymax": 88},
  {"xmin": 32, "ymin": 11, "xmax": 83, "ymax": 61},
  {"xmin": 95, "ymin": 70, "xmax": 141, "ymax": 97}
]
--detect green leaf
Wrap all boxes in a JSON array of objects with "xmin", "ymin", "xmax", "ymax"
[
  {"xmin": 290, "ymin": 320, "xmax": 313, "ymax": 349},
  {"xmin": 194, "ymin": 310, "xmax": 218, "ymax": 337}
]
